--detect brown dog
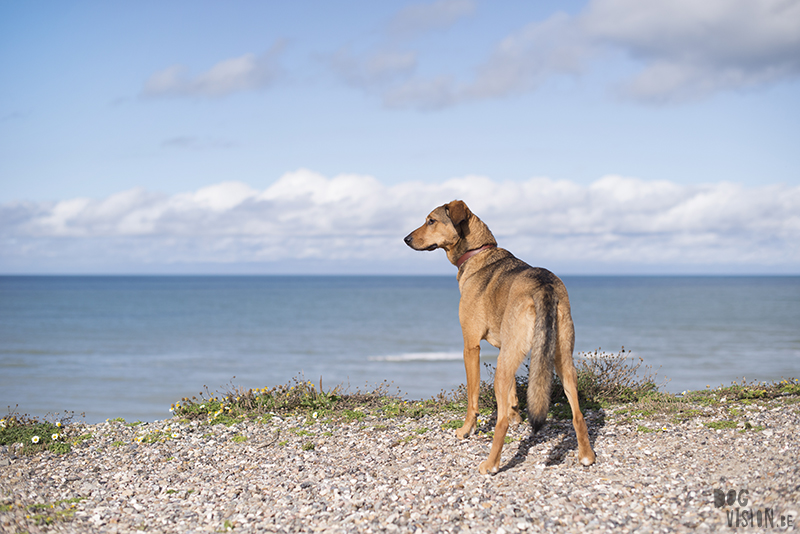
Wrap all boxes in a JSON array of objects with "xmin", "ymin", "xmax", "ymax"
[{"xmin": 404, "ymin": 200, "xmax": 595, "ymax": 474}]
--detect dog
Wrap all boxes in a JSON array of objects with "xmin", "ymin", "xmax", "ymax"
[{"xmin": 404, "ymin": 200, "xmax": 595, "ymax": 474}]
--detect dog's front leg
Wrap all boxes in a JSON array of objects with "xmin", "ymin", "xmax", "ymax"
[{"xmin": 456, "ymin": 341, "xmax": 481, "ymax": 439}]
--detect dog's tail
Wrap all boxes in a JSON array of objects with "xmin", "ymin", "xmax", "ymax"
[{"xmin": 527, "ymin": 290, "xmax": 557, "ymax": 432}]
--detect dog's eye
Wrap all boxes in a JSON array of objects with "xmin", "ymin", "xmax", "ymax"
[{"xmin": 427, "ymin": 218, "xmax": 435, "ymax": 226}]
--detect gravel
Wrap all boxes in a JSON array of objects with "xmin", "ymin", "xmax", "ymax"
[{"xmin": 2, "ymin": 397, "xmax": 799, "ymax": 533}]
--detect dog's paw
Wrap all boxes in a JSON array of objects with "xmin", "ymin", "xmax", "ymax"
[
  {"xmin": 455, "ymin": 423, "xmax": 475, "ymax": 440},
  {"xmin": 579, "ymin": 449, "xmax": 596, "ymax": 466},
  {"xmin": 478, "ymin": 461, "xmax": 498, "ymax": 475}
]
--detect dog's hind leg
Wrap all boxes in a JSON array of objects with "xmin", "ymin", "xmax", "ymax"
[
  {"xmin": 554, "ymin": 318, "xmax": 596, "ymax": 466},
  {"xmin": 556, "ymin": 360, "xmax": 595, "ymax": 466},
  {"xmin": 507, "ymin": 381, "xmax": 522, "ymax": 429},
  {"xmin": 479, "ymin": 345, "xmax": 526, "ymax": 475},
  {"xmin": 456, "ymin": 341, "xmax": 481, "ymax": 439}
]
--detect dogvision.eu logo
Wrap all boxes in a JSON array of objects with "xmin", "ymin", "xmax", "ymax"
[{"xmin": 714, "ymin": 489, "xmax": 797, "ymax": 529}]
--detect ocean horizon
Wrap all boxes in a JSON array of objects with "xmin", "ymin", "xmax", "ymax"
[{"xmin": 2, "ymin": 274, "xmax": 799, "ymax": 424}]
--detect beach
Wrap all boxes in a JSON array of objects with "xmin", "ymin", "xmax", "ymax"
[{"xmin": 2, "ymin": 394, "xmax": 798, "ymax": 533}]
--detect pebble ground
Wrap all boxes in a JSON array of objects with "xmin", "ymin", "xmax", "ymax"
[{"xmin": 2, "ymin": 396, "xmax": 799, "ymax": 533}]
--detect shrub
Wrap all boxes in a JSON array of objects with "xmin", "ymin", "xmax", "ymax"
[
  {"xmin": 440, "ymin": 347, "xmax": 662, "ymax": 419},
  {"xmin": 567, "ymin": 347, "xmax": 661, "ymax": 404}
]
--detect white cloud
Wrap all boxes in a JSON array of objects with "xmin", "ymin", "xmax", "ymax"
[
  {"xmin": 328, "ymin": 0, "xmax": 476, "ymax": 106},
  {"xmin": 376, "ymin": 11, "xmax": 588, "ymax": 109},
  {"xmin": 141, "ymin": 42, "xmax": 286, "ymax": 98},
  {"xmin": 370, "ymin": 0, "xmax": 800, "ymax": 109},
  {"xmin": 2, "ymin": 170, "xmax": 799, "ymax": 272},
  {"xmin": 582, "ymin": 0, "xmax": 800, "ymax": 102},
  {"xmin": 463, "ymin": 12, "xmax": 588, "ymax": 101}
]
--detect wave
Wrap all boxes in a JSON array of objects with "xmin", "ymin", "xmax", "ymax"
[{"xmin": 368, "ymin": 352, "xmax": 463, "ymax": 362}]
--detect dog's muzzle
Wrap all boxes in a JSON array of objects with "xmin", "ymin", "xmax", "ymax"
[{"xmin": 404, "ymin": 234, "xmax": 438, "ymax": 251}]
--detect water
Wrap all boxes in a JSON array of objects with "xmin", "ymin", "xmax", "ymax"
[{"xmin": 1, "ymin": 275, "xmax": 798, "ymax": 423}]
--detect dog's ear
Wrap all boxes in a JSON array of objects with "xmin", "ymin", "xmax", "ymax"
[{"xmin": 445, "ymin": 200, "xmax": 470, "ymax": 226}]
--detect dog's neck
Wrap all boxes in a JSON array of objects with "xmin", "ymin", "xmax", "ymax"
[
  {"xmin": 444, "ymin": 208, "xmax": 497, "ymax": 267},
  {"xmin": 455, "ymin": 244, "xmax": 496, "ymax": 269}
]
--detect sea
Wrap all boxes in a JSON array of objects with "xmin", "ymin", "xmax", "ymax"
[{"xmin": 1, "ymin": 275, "xmax": 799, "ymax": 424}]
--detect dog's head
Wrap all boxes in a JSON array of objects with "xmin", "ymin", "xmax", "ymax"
[{"xmin": 404, "ymin": 200, "xmax": 472, "ymax": 257}]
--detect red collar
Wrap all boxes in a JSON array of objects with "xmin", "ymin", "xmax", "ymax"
[{"xmin": 456, "ymin": 244, "xmax": 496, "ymax": 269}]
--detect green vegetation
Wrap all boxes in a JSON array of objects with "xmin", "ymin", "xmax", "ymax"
[
  {"xmin": 169, "ymin": 376, "xmax": 460, "ymax": 426},
  {"xmin": 167, "ymin": 349, "xmax": 667, "ymax": 429},
  {"xmin": 0, "ymin": 497, "xmax": 85, "ymax": 526},
  {"xmin": 136, "ymin": 429, "xmax": 179, "ymax": 444},
  {"xmin": 740, "ymin": 422, "xmax": 765, "ymax": 433},
  {"xmin": 441, "ymin": 419, "xmax": 462, "ymax": 430},
  {"xmin": 0, "ymin": 409, "xmax": 77, "ymax": 455}
]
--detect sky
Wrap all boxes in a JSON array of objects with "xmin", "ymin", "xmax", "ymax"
[{"xmin": 1, "ymin": 0, "xmax": 799, "ymax": 275}]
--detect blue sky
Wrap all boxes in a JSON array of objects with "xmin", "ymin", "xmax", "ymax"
[{"xmin": 1, "ymin": 0, "xmax": 799, "ymax": 274}]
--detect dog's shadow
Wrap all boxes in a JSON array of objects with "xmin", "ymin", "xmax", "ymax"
[{"xmin": 497, "ymin": 409, "xmax": 606, "ymax": 473}]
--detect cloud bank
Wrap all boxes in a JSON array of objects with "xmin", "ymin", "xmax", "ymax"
[{"xmin": 2, "ymin": 170, "xmax": 799, "ymax": 273}]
